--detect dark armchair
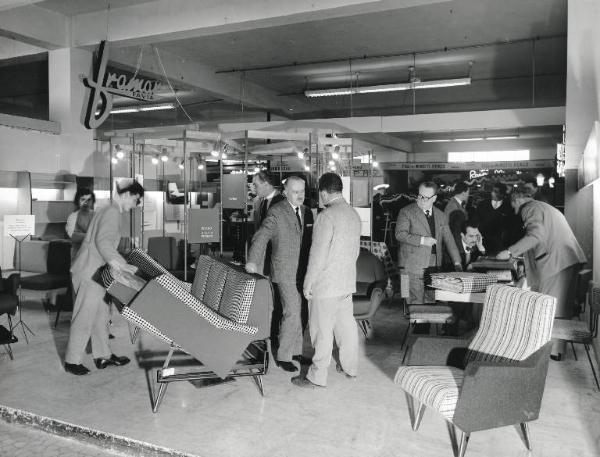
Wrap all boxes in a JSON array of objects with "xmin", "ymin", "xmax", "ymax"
[
  {"xmin": 394, "ymin": 284, "xmax": 556, "ymax": 457},
  {"xmin": 0, "ymin": 269, "xmax": 20, "ymax": 359}
]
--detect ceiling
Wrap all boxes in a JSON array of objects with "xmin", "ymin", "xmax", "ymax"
[{"xmin": 1, "ymin": 0, "xmax": 568, "ymax": 151}]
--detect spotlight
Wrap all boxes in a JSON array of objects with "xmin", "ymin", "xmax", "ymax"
[
  {"xmin": 330, "ymin": 166, "xmax": 337, "ymax": 171},
  {"xmin": 297, "ymin": 152, "xmax": 304, "ymax": 159},
  {"xmin": 372, "ymin": 161, "xmax": 379, "ymax": 167},
  {"xmin": 304, "ymin": 165, "xmax": 310, "ymax": 171},
  {"xmin": 210, "ymin": 150, "xmax": 220, "ymax": 157},
  {"xmin": 221, "ymin": 153, "xmax": 227, "ymax": 159},
  {"xmin": 178, "ymin": 162, "xmax": 184, "ymax": 170},
  {"xmin": 328, "ymin": 160, "xmax": 335, "ymax": 166},
  {"xmin": 198, "ymin": 163, "xmax": 204, "ymax": 170},
  {"xmin": 111, "ymin": 157, "xmax": 118, "ymax": 165},
  {"xmin": 536, "ymin": 173, "xmax": 545, "ymax": 187},
  {"xmin": 549, "ymin": 177, "xmax": 555, "ymax": 188},
  {"xmin": 331, "ymin": 152, "xmax": 340, "ymax": 160},
  {"xmin": 151, "ymin": 156, "xmax": 159, "ymax": 165},
  {"xmin": 115, "ymin": 145, "xmax": 125, "ymax": 159}
]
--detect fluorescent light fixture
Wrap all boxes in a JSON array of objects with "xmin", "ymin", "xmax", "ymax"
[
  {"xmin": 422, "ymin": 139, "xmax": 451, "ymax": 143},
  {"xmin": 486, "ymin": 135, "xmax": 519, "ymax": 140},
  {"xmin": 423, "ymin": 135, "xmax": 519, "ymax": 143},
  {"xmin": 305, "ymin": 77, "xmax": 471, "ymax": 97},
  {"xmin": 109, "ymin": 103, "xmax": 175, "ymax": 114},
  {"xmin": 448, "ymin": 150, "xmax": 530, "ymax": 162},
  {"xmin": 453, "ymin": 137, "xmax": 483, "ymax": 142}
]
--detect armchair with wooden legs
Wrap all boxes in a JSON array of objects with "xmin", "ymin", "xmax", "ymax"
[{"xmin": 394, "ymin": 284, "xmax": 556, "ymax": 457}]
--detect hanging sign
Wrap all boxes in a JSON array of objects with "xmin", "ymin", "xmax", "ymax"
[
  {"xmin": 81, "ymin": 40, "xmax": 163, "ymax": 129},
  {"xmin": 383, "ymin": 159, "xmax": 554, "ymax": 171},
  {"xmin": 188, "ymin": 208, "xmax": 220, "ymax": 243}
]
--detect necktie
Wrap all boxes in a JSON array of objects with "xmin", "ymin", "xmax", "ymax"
[
  {"xmin": 425, "ymin": 210, "xmax": 431, "ymax": 218},
  {"xmin": 465, "ymin": 246, "xmax": 472, "ymax": 253},
  {"xmin": 295, "ymin": 207, "xmax": 302, "ymax": 229},
  {"xmin": 259, "ymin": 199, "xmax": 268, "ymax": 222}
]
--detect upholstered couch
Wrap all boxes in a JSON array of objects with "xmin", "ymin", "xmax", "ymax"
[
  {"xmin": 105, "ymin": 250, "xmax": 273, "ymax": 412},
  {"xmin": 17, "ymin": 239, "xmax": 71, "ymax": 306}
]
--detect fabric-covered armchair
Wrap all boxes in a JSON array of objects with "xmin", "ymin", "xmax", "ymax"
[{"xmin": 394, "ymin": 284, "xmax": 556, "ymax": 457}]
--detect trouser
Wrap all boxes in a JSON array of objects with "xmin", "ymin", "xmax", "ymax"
[
  {"xmin": 538, "ymin": 264, "xmax": 579, "ymax": 356},
  {"xmin": 307, "ymin": 294, "xmax": 358, "ymax": 386},
  {"xmin": 65, "ymin": 278, "xmax": 111, "ymax": 364},
  {"xmin": 273, "ymin": 282, "xmax": 304, "ymax": 362},
  {"xmin": 404, "ymin": 254, "xmax": 438, "ymax": 305}
]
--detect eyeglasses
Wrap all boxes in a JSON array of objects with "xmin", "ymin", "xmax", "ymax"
[{"xmin": 416, "ymin": 194, "xmax": 436, "ymax": 201}]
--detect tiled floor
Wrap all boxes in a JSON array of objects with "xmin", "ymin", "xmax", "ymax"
[{"xmin": 0, "ymin": 298, "xmax": 599, "ymax": 457}]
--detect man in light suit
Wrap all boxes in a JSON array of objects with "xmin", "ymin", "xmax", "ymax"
[
  {"xmin": 246, "ymin": 176, "xmax": 313, "ymax": 372},
  {"xmin": 292, "ymin": 173, "xmax": 361, "ymax": 388},
  {"xmin": 444, "ymin": 181, "xmax": 470, "ymax": 243},
  {"xmin": 497, "ymin": 184, "xmax": 586, "ymax": 360},
  {"xmin": 396, "ymin": 181, "xmax": 462, "ymax": 306}
]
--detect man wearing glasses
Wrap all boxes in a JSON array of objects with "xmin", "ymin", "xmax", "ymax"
[{"xmin": 396, "ymin": 181, "xmax": 462, "ymax": 306}]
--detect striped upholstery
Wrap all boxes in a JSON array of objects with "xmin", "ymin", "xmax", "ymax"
[
  {"xmin": 465, "ymin": 284, "xmax": 556, "ymax": 364},
  {"xmin": 395, "ymin": 284, "xmax": 556, "ymax": 421},
  {"xmin": 219, "ymin": 269, "xmax": 255, "ymax": 325},
  {"xmin": 202, "ymin": 261, "xmax": 229, "ymax": 310},
  {"xmin": 191, "ymin": 255, "xmax": 213, "ymax": 300},
  {"xmin": 395, "ymin": 367, "xmax": 464, "ymax": 420}
]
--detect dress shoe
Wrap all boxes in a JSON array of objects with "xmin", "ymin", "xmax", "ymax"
[
  {"xmin": 94, "ymin": 354, "xmax": 131, "ymax": 369},
  {"xmin": 276, "ymin": 360, "xmax": 298, "ymax": 372},
  {"xmin": 65, "ymin": 363, "xmax": 90, "ymax": 376},
  {"xmin": 292, "ymin": 355, "xmax": 312, "ymax": 365},
  {"xmin": 291, "ymin": 375, "xmax": 323, "ymax": 388},
  {"xmin": 108, "ymin": 333, "xmax": 115, "ymax": 340},
  {"xmin": 550, "ymin": 354, "xmax": 563, "ymax": 362},
  {"xmin": 336, "ymin": 363, "xmax": 356, "ymax": 379}
]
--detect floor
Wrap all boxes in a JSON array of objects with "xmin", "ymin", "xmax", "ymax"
[{"xmin": 0, "ymin": 298, "xmax": 599, "ymax": 457}]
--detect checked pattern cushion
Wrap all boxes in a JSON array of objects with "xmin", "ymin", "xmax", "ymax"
[{"xmin": 430, "ymin": 272, "xmax": 498, "ymax": 294}]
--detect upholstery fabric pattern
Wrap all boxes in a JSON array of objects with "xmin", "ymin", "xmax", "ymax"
[
  {"xmin": 465, "ymin": 284, "xmax": 556, "ymax": 363},
  {"xmin": 154, "ymin": 274, "xmax": 258, "ymax": 335},
  {"xmin": 430, "ymin": 272, "xmax": 498, "ymax": 294},
  {"xmin": 127, "ymin": 249, "xmax": 170, "ymax": 278},
  {"xmin": 203, "ymin": 261, "xmax": 229, "ymax": 310},
  {"xmin": 121, "ymin": 307, "xmax": 175, "ymax": 344},
  {"xmin": 395, "ymin": 366, "xmax": 464, "ymax": 420},
  {"xmin": 191, "ymin": 255, "xmax": 213, "ymax": 300},
  {"xmin": 219, "ymin": 269, "xmax": 255, "ymax": 325}
]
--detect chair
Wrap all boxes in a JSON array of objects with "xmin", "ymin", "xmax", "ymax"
[
  {"xmin": 400, "ymin": 303, "xmax": 455, "ymax": 363},
  {"xmin": 0, "ymin": 270, "xmax": 20, "ymax": 359},
  {"xmin": 353, "ymin": 248, "xmax": 387, "ymax": 338},
  {"xmin": 395, "ymin": 284, "xmax": 556, "ymax": 457},
  {"xmin": 551, "ymin": 280, "xmax": 600, "ymax": 390}
]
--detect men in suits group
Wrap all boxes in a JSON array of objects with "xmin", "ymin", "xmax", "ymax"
[
  {"xmin": 396, "ymin": 181, "xmax": 462, "ymax": 305},
  {"xmin": 246, "ymin": 176, "xmax": 313, "ymax": 372},
  {"xmin": 476, "ymin": 182, "xmax": 512, "ymax": 254},
  {"xmin": 497, "ymin": 183, "xmax": 586, "ymax": 360},
  {"xmin": 292, "ymin": 173, "xmax": 361, "ymax": 388}
]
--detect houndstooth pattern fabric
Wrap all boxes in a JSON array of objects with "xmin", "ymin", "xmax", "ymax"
[
  {"xmin": 219, "ymin": 269, "xmax": 256, "ymax": 325},
  {"xmin": 154, "ymin": 274, "xmax": 258, "ymax": 335},
  {"xmin": 465, "ymin": 284, "xmax": 556, "ymax": 363},
  {"xmin": 394, "ymin": 366, "xmax": 464, "ymax": 420},
  {"xmin": 202, "ymin": 261, "xmax": 229, "ymax": 310},
  {"xmin": 430, "ymin": 272, "xmax": 498, "ymax": 294},
  {"xmin": 191, "ymin": 255, "xmax": 214, "ymax": 301},
  {"xmin": 127, "ymin": 249, "xmax": 170, "ymax": 278},
  {"xmin": 121, "ymin": 307, "xmax": 176, "ymax": 345}
]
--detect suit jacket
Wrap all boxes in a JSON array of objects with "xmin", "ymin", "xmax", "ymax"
[
  {"xmin": 71, "ymin": 202, "xmax": 123, "ymax": 290},
  {"xmin": 476, "ymin": 198, "xmax": 511, "ymax": 254},
  {"xmin": 509, "ymin": 200, "xmax": 586, "ymax": 285},
  {"xmin": 254, "ymin": 192, "xmax": 285, "ymax": 229},
  {"xmin": 458, "ymin": 243, "xmax": 484, "ymax": 270},
  {"xmin": 395, "ymin": 203, "xmax": 461, "ymax": 271},
  {"xmin": 444, "ymin": 197, "xmax": 467, "ymax": 240},
  {"xmin": 248, "ymin": 200, "xmax": 313, "ymax": 284},
  {"xmin": 303, "ymin": 197, "xmax": 361, "ymax": 298}
]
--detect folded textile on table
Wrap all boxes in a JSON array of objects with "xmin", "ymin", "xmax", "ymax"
[
  {"xmin": 429, "ymin": 272, "xmax": 499, "ymax": 294},
  {"xmin": 470, "ymin": 256, "xmax": 519, "ymax": 271}
]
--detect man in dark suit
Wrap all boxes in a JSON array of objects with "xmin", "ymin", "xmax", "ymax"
[
  {"xmin": 444, "ymin": 181, "xmax": 470, "ymax": 243},
  {"xmin": 246, "ymin": 176, "xmax": 313, "ymax": 372},
  {"xmin": 456, "ymin": 219, "xmax": 486, "ymax": 270},
  {"xmin": 396, "ymin": 181, "xmax": 462, "ymax": 305},
  {"xmin": 476, "ymin": 182, "xmax": 511, "ymax": 254},
  {"xmin": 497, "ymin": 184, "xmax": 586, "ymax": 360},
  {"xmin": 252, "ymin": 171, "xmax": 285, "ymax": 275}
]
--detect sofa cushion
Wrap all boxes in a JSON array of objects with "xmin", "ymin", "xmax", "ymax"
[
  {"xmin": 191, "ymin": 255, "xmax": 214, "ymax": 300},
  {"xmin": 202, "ymin": 261, "xmax": 228, "ymax": 310},
  {"xmin": 219, "ymin": 269, "xmax": 255, "ymax": 325},
  {"xmin": 20, "ymin": 273, "xmax": 70, "ymax": 290}
]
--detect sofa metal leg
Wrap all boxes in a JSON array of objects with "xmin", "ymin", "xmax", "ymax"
[
  {"xmin": 153, "ymin": 382, "xmax": 168, "ymax": 413},
  {"xmin": 517, "ymin": 422, "xmax": 532, "ymax": 451},
  {"xmin": 251, "ymin": 373, "xmax": 265, "ymax": 396},
  {"xmin": 571, "ymin": 342, "xmax": 578, "ymax": 361},
  {"xmin": 3, "ymin": 344, "xmax": 13, "ymax": 360},
  {"xmin": 412, "ymin": 401, "xmax": 425, "ymax": 431},
  {"xmin": 358, "ymin": 320, "xmax": 368, "ymax": 339},
  {"xmin": 457, "ymin": 432, "xmax": 470, "ymax": 457},
  {"xmin": 584, "ymin": 344, "xmax": 600, "ymax": 390}
]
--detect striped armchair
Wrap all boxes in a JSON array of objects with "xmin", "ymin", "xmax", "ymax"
[{"xmin": 394, "ymin": 284, "xmax": 556, "ymax": 457}]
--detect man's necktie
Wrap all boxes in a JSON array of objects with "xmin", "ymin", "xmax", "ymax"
[
  {"xmin": 465, "ymin": 246, "xmax": 472, "ymax": 253},
  {"xmin": 425, "ymin": 210, "xmax": 431, "ymax": 218},
  {"xmin": 260, "ymin": 199, "xmax": 268, "ymax": 222},
  {"xmin": 295, "ymin": 207, "xmax": 302, "ymax": 229}
]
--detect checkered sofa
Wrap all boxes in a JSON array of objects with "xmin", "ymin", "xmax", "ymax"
[{"xmin": 115, "ymin": 250, "xmax": 272, "ymax": 379}]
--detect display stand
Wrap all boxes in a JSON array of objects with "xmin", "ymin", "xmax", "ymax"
[{"xmin": 10, "ymin": 233, "xmax": 35, "ymax": 343}]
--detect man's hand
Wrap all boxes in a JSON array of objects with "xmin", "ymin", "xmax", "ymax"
[
  {"xmin": 496, "ymin": 250, "xmax": 511, "ymax": 260},
  {"xmin": 109, "ymin": 259, "xmax": 137, "ymax": 276},
  {"xmin": 476, "ymin": 233, "xmax": 485, "ymax": 252},
  {"xmin": 303, "ymin": 287, "xmax": 312, "ymax": 300},
  {"xmin": 421, "ymin": 236, "xmax": 437, "ymax": 247},
  {"xmin": 245, "ymin": 262, "xmax": 257, "ymax": 274},
  {"xmin": 454, "ymin": 262, "xmax": 463, "ymax": 272}
]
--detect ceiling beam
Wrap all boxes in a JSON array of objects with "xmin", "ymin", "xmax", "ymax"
[
  {"xmin": 0, "ymin": 4, "xmax": 68, "ymax": 49},
  {"xmin": 71, "ymin": 0, "xmax": 449, "ymax": 48},
  {"xmin": 109, "ymin": 46, "xmax": 317, "ymax": 115}
]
